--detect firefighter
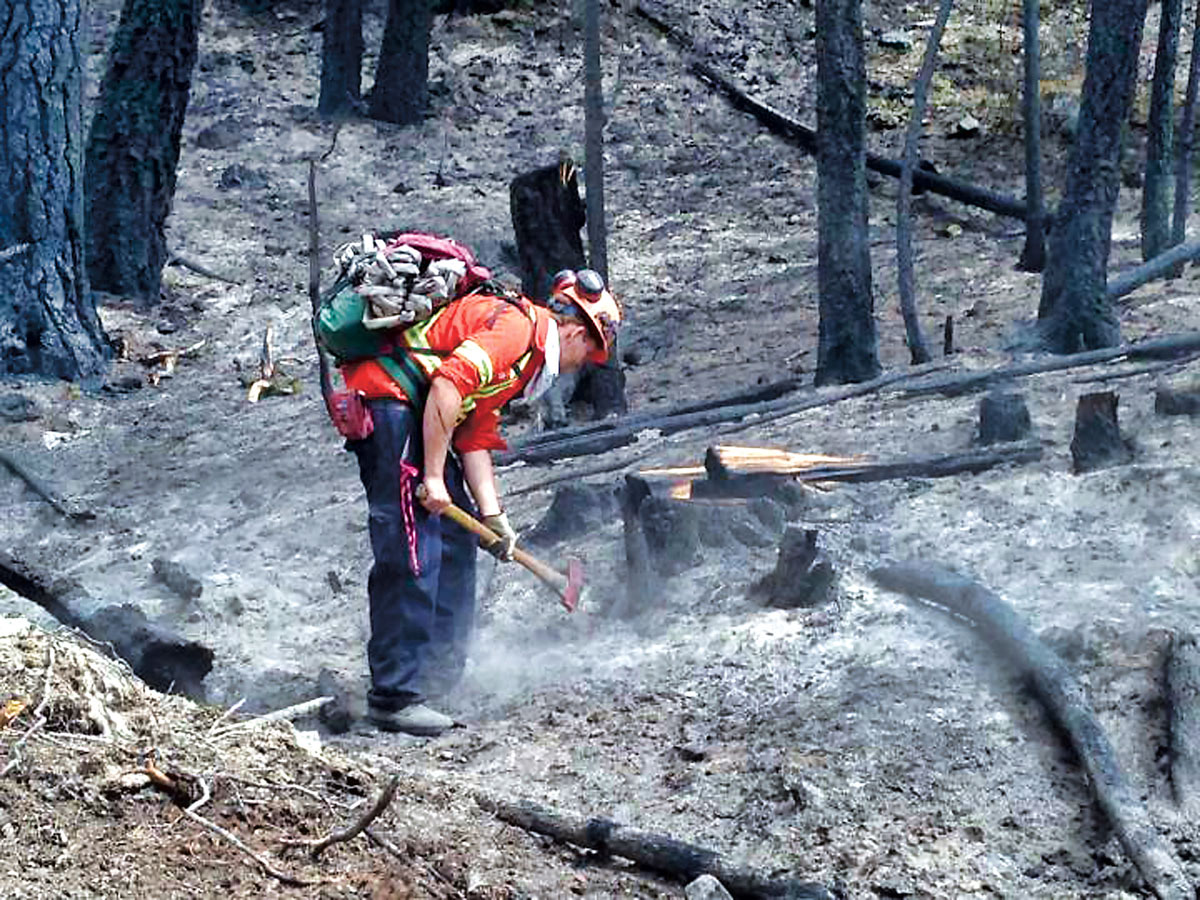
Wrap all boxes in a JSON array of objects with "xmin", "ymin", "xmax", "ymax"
[{"xmin": 341, "ymin": 268, "xmax": 621, "ymax": 736}]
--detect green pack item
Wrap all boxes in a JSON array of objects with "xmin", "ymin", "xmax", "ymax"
[{"xmin": 315, "ymin": 280, "xmax": 387, "ymax": 363}]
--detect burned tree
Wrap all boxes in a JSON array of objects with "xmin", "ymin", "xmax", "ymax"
[
  {"xmin": 1038, "ymin": 0, "xmax": 1147, "ymax": 353},
  {"xmin": 85, "ymin": 0, "xmax": 200, "ymax": 305},
  {"xmin": 369, "ymin": 0, "xmax": 432, "ymax": 126},
  {"xmin": 1, "ymin": 0, "xmax": 109, "ymax": 380},
  {"xmin": 1142, "ymin": 0, "xmax": 1181, "ymax": 263},
  {"xmin": 318, "ymin": 0, "xmax": 365, "ymax": 118},
  {"xmin": 814, "ymin": 0, "xmax": 880, "ymax": 385}
]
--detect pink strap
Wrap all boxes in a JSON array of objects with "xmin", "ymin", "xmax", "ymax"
[{"xmin": 399, "ymin": 460, "xmax": 422, "ymax": 576}]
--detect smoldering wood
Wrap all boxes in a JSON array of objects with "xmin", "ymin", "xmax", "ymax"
[
  {"xmin": 476, "ymin": 794, "xmax": 832, "ymax": 899},
  {"xmin": 900, "ymin": 331, "xmax": 1200, "ymax": 399},
  {"xmin": 750, "ymin": 526, "xmax": 835, "ymax": 609},
  {"xmin": 977, "ymin": 392, "xmax": 1032, "ymax": 445},
  {"xmin": 869, "ymin": 562, "xmax": 1192, "ymax": 900},
  {"xmin": 634, "ymin": 1, "xmax": 1029, "ymax": 221},
  {"xmin": 943, "ymin": 315, "xmax": 954, "ymax": 356},
  {"xmin": 638, "ymin": 494, "xmax": 702, "ymax": 577},
  {"xmin": 1155, "ymin": 382, "xmax": 1200, "ymax": 415},
  {"xmin": 0, "ymin": 549, "xmax": 213, "ymax": 698},
  {"xmin": 1165, "ymin": 632, "xmax": 1200, "ymax": 817},
  {"xmin": 1069, "ymin": 392, "xmax": 1133, "ymax": 474}
]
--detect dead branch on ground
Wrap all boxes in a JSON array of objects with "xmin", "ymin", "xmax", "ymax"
[
  {"xmin": 0, "ymin": 450, "xmax": 93, "ymax": 521},
  {"xmin": 282, "ymin": 775, "xmax": 398, "ymax": 858},
  {"xmin": 633, "ymin": 1, "xmax": 1029, "ymax": 220},
  {"xmin": 476, "ymin": 794, "xmax": 831, "ymax": 899},
  {"xmin": 1, "ymin": 645, "xmax": 54, "ymax": 777},
  {"xmin": 1108, "ymin": 239, "xmax": 1200, "ymax": 303},
  {"xmin": 870, "ymin": 562, "xmax": 1191, "ymax": 900},
  {"xmin": 142, "ymin": 758, "xmax": 311, "ymax": 886},
  {"xmin": 899, "ymin": 331, "xmax": 1200, "ymax": 399},
  {"xmin": 166, "ymin": 253, "xmax": 240, "ymax": 284},
  {"xmin": 210, "ymin": 696, "xmax": 333, "ymax": 738}
]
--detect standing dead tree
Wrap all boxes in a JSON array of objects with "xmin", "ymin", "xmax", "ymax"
[
  {"xmin": 1142, "ymin": 0, "xmax": 1182, "ymax": 263},
  {"xmin": 871, "ymin": 562, "xmax": 1192, "ymax": 900},
  {"xmin": 1038, "ymin": 0, "xmax": 1148, "ymax": 352},
  {"xmin": 1171, "ymin": 0, "xmax": 1200, "ymax": 274},
  {"xmin": 1017, "ymin": 0, "xmax": 1045, "ymax": 272},
  {"xmin": 895, "ymin": 0, "xmax": 953, "ymax": 365}
]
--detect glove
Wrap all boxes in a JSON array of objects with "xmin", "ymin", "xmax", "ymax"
[{"xmin": 481, "ymin": 512, "xmax": 518, "ymax": 562}]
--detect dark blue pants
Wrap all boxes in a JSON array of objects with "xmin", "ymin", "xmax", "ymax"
[{"xmin": 350, "ymin": 399, "xmax": 478, "ymax": 711}]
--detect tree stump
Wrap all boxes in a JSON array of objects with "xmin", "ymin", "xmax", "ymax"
[
  {"xmin": 524, "ymin": 483, "xmax": 618, "ymax": 549},
  {"xmin": 639, "ymin": 495, "xmax": 702, "ymax": 577},
  {"xmin": 977, "ymin": 391, "xmax": 1032, "ymax": 444},
  {"xmin": 616, "ymin": 475, "xmax": 661, "ymax": 619},
  {"xmin": 1155, "ymin": 382, "xmax": 1200, "ymax": 416},
  {"xmin": 1166, "ymin": 632, "xmax": 1200, "ymax": 818},
  {"xmin": 750, "ymin": 526, "xmax": 836, "ymax": 609},
  {"xmin": 1070, "ymin": 391, "xmax": 1134, "ymax": 473},
  {"xmin": 510, "ymin": 157, "xmax": 588, "ymax": 428}
]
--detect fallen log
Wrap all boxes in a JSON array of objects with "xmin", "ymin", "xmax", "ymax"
[
  {"xmin": 1107, "ymin": 239, "xmax": 1200, "ymax": 304},
  {"xmin": 869, "ymin": 562, "xmax": 1191, "ymax": 900},
  {"xmin": 1165, "ymin": 632, "xmax": 1200, "ymax": 818},
  {"xmin": 498, "ymin": 366, "xmax": 939, "ymax": 466},
  {"xmin": 0, "ymin": 549, "xmax": 213, "ymax": 698},
  {"xmin": 900, "ymin": 331, "xmax": 1200, "ymax": 399},
  {"xmin": 789, "ymin": 440, "xmax": 1042, "ymax": 484},
  {"xmin": 634, "ymin": 1, "xmax": 1028, "ymax": 220},
  {"xmin": 476, "ymin": 794, "xmax": 831, "ymax": 899},
  {"xmin": 508, "ymin": 375, "xmax": 804, "ymax": 454},
  {"xmin": 0, "ymin": 450, "xmax": 94, "ymax": 521}
]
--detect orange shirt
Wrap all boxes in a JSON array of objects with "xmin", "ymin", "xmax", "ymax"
[{"xmin": 341, "ymin": 292, "xmax": 550, "ymax": 453}]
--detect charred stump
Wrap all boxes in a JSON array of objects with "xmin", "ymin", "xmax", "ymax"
[
  {"xmin": 509, "ymin": 158, "xmax": 591, "ymax": 428},
  {"xmin": 750, "ymin": 526, "xmax": 835, "ymax": 609},
  {"xmin": 977, "ymin": 392, "xmax": 1032, "ymax": 445},
  {"xmin": 616, "ymin": 475, "xmax": 661, "ymax": 619},
  {"xmin": 1069, "ymin": 391, "xmax": 1134, "ymax": 473},
  {"xmin": 1165, "ymin": 632, "xmax": 1200, "ymax": 817},
  {"xmin": 1155, "ymin": 381, "xmax": 1200, "ymax": 415}
]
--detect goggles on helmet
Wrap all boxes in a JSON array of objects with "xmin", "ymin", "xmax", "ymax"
[{"xmin": 547, "ymin": 268, "xmax": 621, "ymax": 363}]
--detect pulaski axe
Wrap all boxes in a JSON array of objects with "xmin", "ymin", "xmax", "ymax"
[{"xmin": 418, "ymin": 489, "xmax": 584, "ymax": 612}]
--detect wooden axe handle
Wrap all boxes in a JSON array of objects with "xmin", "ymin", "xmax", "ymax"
[{"xmin": 435, "ymin": 500, "xmax": 567, "ymax": 592}]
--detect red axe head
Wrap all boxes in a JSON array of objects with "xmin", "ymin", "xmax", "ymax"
[{"xmin": 560, "ymin": 558, "xmax": 585, "ymax": 612}]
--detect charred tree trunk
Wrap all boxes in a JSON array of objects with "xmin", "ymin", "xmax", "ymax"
[
  {"xmin": 1142, "ymin": 0, "xmax": 1181, "ymax": 263},
  {"xmin": 1018, "ymin": 0, "xmax": 1046, "ymax": 272},
  {"xmin": 895, "ymin": 0, "xmax": 951, "ymax": 366},
  {"xmin": 616, "ymin": 475, "xmax": 660, "ymax": 619},
  {"xmin": 84, "ymin": 0, "xmax": 200, "ymax": 306},
  {"xmin": 369, "ymin": 0, "xmax": 431, "ymax": 126},
  {"xmin": 1171, "ymin": 0, "xmax": 1200, "ymax": 274},
  {"xmin": 580, "ymin": 0, "xmax": 625, "ymax": 418},
  {"xmin": 0, "ymin": 0, "xmax": 109, "ymax": 381},
  {"xmin": 1037, "ymin": 0, "xmax": 1147, "ymax": 353},
  {"xmin": 814, "ymin": 0, "xmax": 880, "ymax": 385},
  {"xmin": 318, "ymin": 0, "xmax": 364, "ymax": 118}
]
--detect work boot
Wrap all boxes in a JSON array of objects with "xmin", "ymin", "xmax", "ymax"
[{"xmin": 368, "ymin": 703, "xmax": 454, "ymax": 737}]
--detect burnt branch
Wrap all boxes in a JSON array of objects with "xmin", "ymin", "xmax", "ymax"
[{"xmin": 870, "ymin": 562, "xmax": 1191, "ymax": 900}]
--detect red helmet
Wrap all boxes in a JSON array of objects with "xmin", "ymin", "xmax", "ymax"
[{"xmin": 548, "ymin": 269, "xmax": 622, "ymax": 363}]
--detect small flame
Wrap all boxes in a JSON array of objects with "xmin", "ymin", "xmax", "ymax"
[{"xmin": 669, "ymin": 480, "xmax": 692, "ymax": 500}]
